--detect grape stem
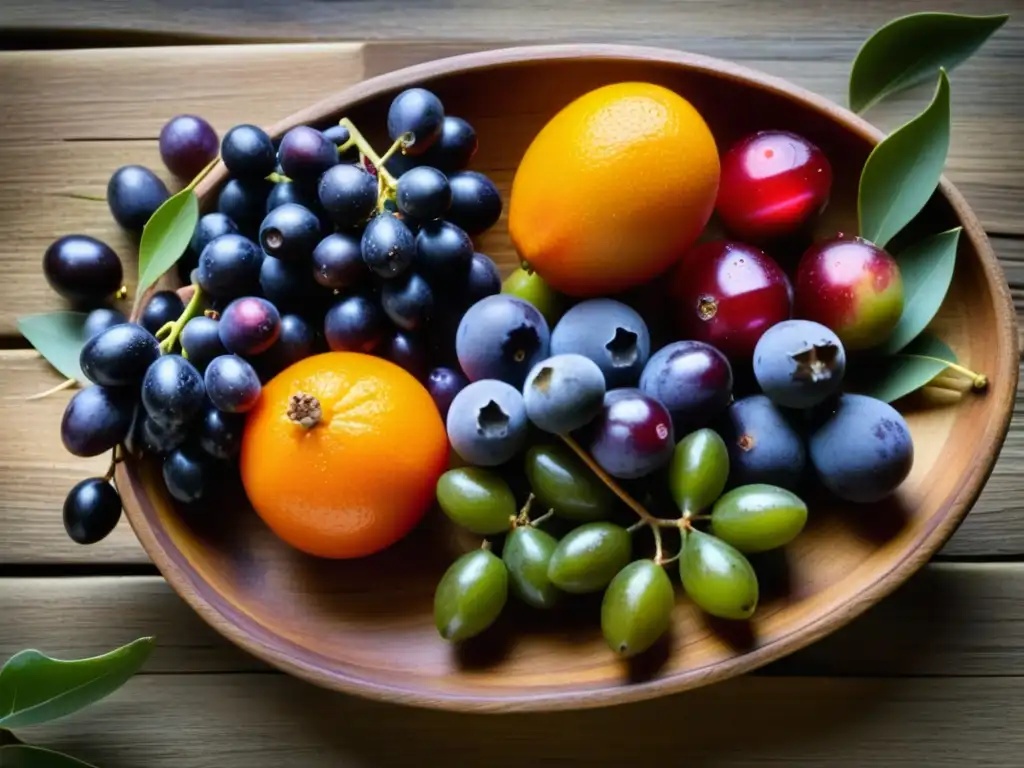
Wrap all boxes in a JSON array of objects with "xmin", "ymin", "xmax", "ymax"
[
  {"xmin": 922, "ymin": 358, "xmax": 989, "ymax": 390},
  {"xmin": 373, "ymin": 136, "xmax": 409, "ymax": 212},
  {"xmin": 338, "ymin": 118, "xmax": 398, "ymax": 189},
  {"xmin": 26, "ymin": 378, "xmax": 78, "ymax": 400},
  {"xmin": 513, "ymin": 493, "xmax": 536, "ymax": 527},
  {"xmin": 158, "ymin": 284, "xmax": 205, "ymax": 354},
  {"xmin": 185, "ymin": 156, "xmax": 221, "ymax": 193},
  {"xmin": 530, "ymin": 510, "xmax": 555, "ymax": 528},
  {"xmin": 103, "ymin": 444, "xmax": 125, "ymax": 483}
]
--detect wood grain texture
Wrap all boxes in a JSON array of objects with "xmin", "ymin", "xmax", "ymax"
[{"xmin": 15, "ymin": 674, "xmax": 1024, "ymax": 767}]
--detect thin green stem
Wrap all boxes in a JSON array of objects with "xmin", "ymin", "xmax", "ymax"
[
  {"xmin": 651, "ymin": 524, "xmax": 664, "ymax": 564},
  {"xmin": 159, "ymin": 285, "xmax": 205, "ymax": 354},
  {"xmin": 265, "ymin": 171, "xmax": 292, "ymax": 184},
  {"xmin": 339, "ymin": 118, "xmax": 398, "ymax": 188},
  {"xmin": 530, "ymin": 510, "xmax": 555, "ymax": 528},
  {"xmin": 914, "ymin": 355, "xmax": 988, "ymax": 389},
  {"xmin": 185, "ymin": 156, "xmax": 221, "ymax": 193}
]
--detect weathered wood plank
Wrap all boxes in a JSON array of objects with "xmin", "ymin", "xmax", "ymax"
[
  {"xmin": 4, "ymin": 563, "xmax": 1024, "ymax": 677},
  {"xmin": 15, "ymin": 673, "xmax": 1024, "ymax": 767}
]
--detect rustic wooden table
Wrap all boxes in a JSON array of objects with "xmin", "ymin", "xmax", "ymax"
[{"xmin": 2, "ymin": 1, "xmax": 1023, "ymax": 765}]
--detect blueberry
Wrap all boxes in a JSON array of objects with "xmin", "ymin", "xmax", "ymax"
[
  {"xmin": 427, "ymin": 366, "xmax": 468, "ymax": 419},
  {"xmin": 421, "ymin": 116, "xmax": 477, "ymax": 172},
  {"xmin": 809, "ymin": 394, "xmax": 913, "ymax": 503},
  {"xmin": 80, "ymin": 322, "xmax": 160, "ymax": 387},
  {"xmin": 83, "ymin": 307, "xmax": 127, "ymax": 340},
  {"xmin": 381, "ymin": 272, "xmax": 434, "ymax": 331},
  {"xmin": 324, "ymin": 294, "xmax": 385, "ymax": 353},
  {"xmin": 139, "ymin": 290, "xmax": 185, "ymax": 336},
  {"xmin": 43, "ymin": 235, "xmax": 123, "ymax": 306},
  {"xmin": 456, "ymin": 294, "xmax": 551, "ymax": 388},
  {"xmin": 204, "ymin": 354, "xmax": 262, "ymax": 413},
  {"xmin": 159, "ymin": 114, "xmax": 218, "ymax": 179},
  {"xmin": 318, "ymin": 165, "xmax": 377, "ymax": 229},
  {"xmin": 218, "ymin": 178, "xmax": 273, "ymax": 237},
  {"xmin": 106, "ymin": 165, "xmax": 170, "ymax": 232},
  {"xmin": 197, "ymin": 234, "xmax": 264, "ymax": 300},
  {"xmin": 197, "ymin": 405, "xmax": 246, "ymax": 460},
  {"xmin": 383, "ymin": 330, "xmax": 430, "ymax": 380},
  {"xmin": 446, "ymin": 379, "xmax": 527, "ymax": 466},
  {"xmin": 60, "ymin": 385, "xmax": 135, "ymax": 457},
  {"xmin": 446, "ymin": 171, "xmax": 502, "ymax": 235},
  {"xmin": 387, "ymin": 88, "xmax": 444, "ymax": 155},
  {"xmin": 415, "ymin": 220, "xmax": 473, "ymax": 283},
  {"xmin": 312, "ymin": 232, "xmax": 367, "ymax": 290},
  {"xmin": 716, "ymin": 394, "xmax": 806, "ymax": 491},
  {"xmin": 221, "ymin": 124, "xmax": 276, "ymax": 181},
  {"xmin": 180, "ymin": 316, "xmax": 226, "ymax": 373},
  {"xmin": 639, "ymin": 340, "xmax": 733, "ymax": 434},
  {"xmin": 550, "ymin": 299, "xmax": 650, "ymax": 388},
  {"xmin": 361, "ymin": 214, "xmax": 416, "ymax": 278},
  {"xmin": 259, "ymin": 255, "xmax": 326, "ymax": 314},
  {"xmin": 252, "ymin": 314, "xmax": 317, "ymax": 380},
  {"xmin": 523, "ymin": 353, "xmax": 606, "ymax": 434},
  {"xmin": 754, "ymin": 320, "xmax": 846, "ymax": 409},
  {"xmin": 63, "ymin": 478, "xmax": 122, "ymax": 545},
  {"xmin": 277, "ymin": 125, "xmax": 338, "ymax": 184},
  {"xmin": 258, "ymin": 203, "xmax": 322, "ymax": 263},
  {"xmin": 163, "ymin": 446, "xmax": 215, "ymax": 503},
  {"xmin": 190, "ymin": 212, "xmax": 239, "ymax": 257},
  {"xmin": 396, "ymin": 166, "xmax": 451, "ymax": 221},
  {"xmin": 218, "ymin": 297, "xmax": 281, "ymax": 356},
  {"xmin": 142, "ymin": 355, "xmax": 206, "ymax": 427}
]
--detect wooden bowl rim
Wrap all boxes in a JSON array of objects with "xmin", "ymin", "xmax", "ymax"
[{"xmin": 120, "ymin": 43, "xmax": 1019, "ymax": 712}]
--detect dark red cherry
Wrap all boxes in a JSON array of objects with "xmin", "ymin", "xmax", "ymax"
[
  {"xmin": 716, "ymin": 131, "xmax": 832, "ymax": 242},
  {"xmin": 670, "ymin": 240, "xmax": 792, "ymax": 362}
]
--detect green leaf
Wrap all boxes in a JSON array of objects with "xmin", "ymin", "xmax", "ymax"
[
  {"xmin": 0, "ymin": 637, "xmax": 154, "ymax": 728},
  {"xmin": 16, "ymin": 312, "xmax": 88, "ymax": 382},
  {"xmin": 858, "ymin": 333, "xmax": 957, "ymax": 403},
  {"xmin": 858, "ymin": 69, "xmax": 950, "ymax": 248},
  {"xmin": 877, "ymin": 227, "xmax": 961, "ymax": 354},
  {"xmin": 137, "ymin": 187, "xmax": 198, "ymax": 295},
  {"xmin": 0, "ymin": 745, "xmax": 98, "ymax": 768},
  {"xmin": 850, "ymin": 12, "xmax": 1009, "ymax": 113}
]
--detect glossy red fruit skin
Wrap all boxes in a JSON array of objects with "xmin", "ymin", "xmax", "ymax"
[
  {"xmin": 795, "ymin": 235, "xmax": 904, "ymax": 351},
  {"xmin": 670, "ymin": 240, "xmax": 793, "ymax": 361},
  {"xmin": 716, "ymin": 131, "xmax": 832, "ymax": 242}
]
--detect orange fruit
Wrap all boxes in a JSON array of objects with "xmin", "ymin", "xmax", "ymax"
[
  {"xmin": 240, "ymin": 352, "xmax": 448, "ymax": 559},
  {"xmin": 508, "ymin": 82, "xmax": 720, "ymax": 297}
]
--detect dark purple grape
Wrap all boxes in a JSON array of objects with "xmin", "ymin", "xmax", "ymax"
[
  {"xmin": 142, "ymin": 355, "xmax": 206, "ymax": 427},
  {"xmin": 259, "ymin": 255, "xmax": 325, "ymax": 314},
  {"xmin": 387, "ymin": 88, "xmax": 444, "ymax": 155},
  {"xmin": 107, "ymin": 165, "xmax": 170, "ymax": 232},
  {"xmin": 129, "ymin": 409, "xmax": 187, "ymax": 455},
  {"xmin": 381, "ymin": 272, "xmax": 434, "ymax": 331},
  {"xmin": 218, "ymin": 178, "xmax": 273, "ymax": 237},
  {"xmin": 415, "ymin": 220, "xmax": 473, "ymax": 282},
  {"xmin": 259, "ymin": 203, "xmax": 322, "ymax": 262},
  {"xmin": 204, "ymin": 354, "xmax": 262, "ymax": 413},
  {"xmin": 639, "ymin": 340, "xmax": 733, "ymax": 435},
  {"xmin": 324, "ymin": 294, "xmax": 385, "ymax": 352},
  {"xmin": 322, "ymin": 124, "xmax": 350, "ymax": 146},
  {"xmin": 383, "ymin": 330, "xmax": 430, "ymax": 379},
  {"xmin": 447, "ymin": 171, "xmax": 502, "ymax": 235},
  {"xmin": 190, "ymin": 212, "xmax": 238, "ymax": 257},
  {"xmin": 585, "ymin": 388, "xmax": 675, "ymax": 480},
  {"xmin": 421, "ymin": 116, "xmax": 477, "ymax": 172},
  {"xmin": 716, "ymin": 395, "xmax": 806, "ymax": 491},
  {"xmin": 83, "ymin": 307, "xmax": 127, "ymax": 340},
  {"xmin": 63, "ymin": 478, "xmax": 122, "ymax": 544},
  {"xmin": 197, "ymin": 405, "xmax": 246, "ymax": 460},
  {"xmin": 163, "ymin": 446, "xmax": 215, "ymax": 503},
  {"xmin": 219, "ymin": 297, "xmax": 281, "ymax": 356},
  {"xmin": 196, "ymin": 233, "xmax": 263, "ymax": 299},
  {"xmin": 221, "ymin": 124, "xmax": 276, "ymax": 181},
  {"xmin": 396, "ymin": 166, "xmax": 451, "ymax": 221},
  {"xmin": 278, "ymin": 125, "xmax": 338, "ymax": 184},
  {"xmin": 139, "ymin": 290, "xmax": 185, "ymax": 336},
  {"xmin": 318, "ymin": 165, "xmax": 377, "ymax": 229},
  {"xmin": 159, "ymin": 114, "xmax": 218, "ymax": 179},
  {"xmin": 43, "ymin": 235, "xmax": 123, "ymax": 306},
  {"xmin": 460, "ymin": 252, "xmax": 501, "ymax": 307},
  {"xmin": 265, "ymin": 182, "xmax": 330, "ymax": 232},
  {"xmin": 61, "ymin": 385, "xmax": 135, "ymax": 457},
  {"xmin": 312, "ymin": 232, "xmax": 367, "ymax": 290},
  {"xmin": 80, "ymin": 322, "xmax": 160, "ymax": 387},
  {"xmin": 427, "ymin": 366, "xmax": 468, "ymax": 419},
  {"xmin": 180, "ymin": 316, "xmax": 226, "ymax": 373},
  {"xmin": 253, "ymin": 314, "xmax": 316, "ymax": 379},
  {"xmin": 361, "ymin": 214, "xmax": 415, "ymax": 278}
]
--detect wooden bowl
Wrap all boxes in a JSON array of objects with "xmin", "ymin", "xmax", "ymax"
[{"xmin": 120, "ymin": 44, "xmax": 1018, "ymax": 712}]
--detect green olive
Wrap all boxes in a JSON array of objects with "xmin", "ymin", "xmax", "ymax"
[
  {"xmin": 503, "ymin": 526, "xmax": 560, "ymax": 609},
  {"xmin": 547, "ymin": 522, "xmax": 631, "ymax": 594},
  {"xmin": 711, "ymin": 484, "xmax": 808, "ymax": 553},
  {"xmin": 502, "ymin": 267, "xmax": 563, "ymax": 326},
  {"xmin": 601, "ymin": 560, "xmax": 675, "ymax": 657},
  {"xmin": 679, "ymin": 528, "xmax": 758, "ymax": 620},
  {"xmin": 434, "ymin": 549, "xmax": 508, "ymax": 642},
  {"xmin": 436, "ymin": 467, "xmax": 516, "ymax": 535},
  {"xmin": 525, "ymin": 444, "xmax": 616, "ymax": 522},
  {"xmin": 669, "ymin": 428, "xmax": 729, "ymax": 516}
]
